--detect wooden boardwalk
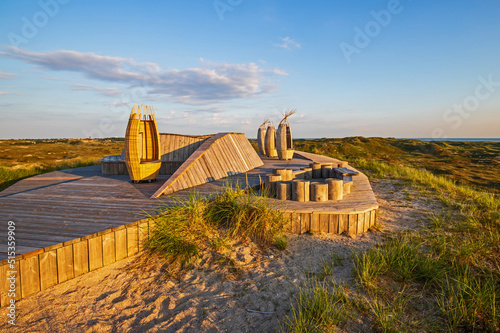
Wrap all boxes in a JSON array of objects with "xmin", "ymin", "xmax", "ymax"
[
  {"xmin": 0, "ymin": 151, "xmax": 379, "ymax": 305},
  {"xmin": 0, "ymin": 152, "xmax": 377, "ymax": 261}
]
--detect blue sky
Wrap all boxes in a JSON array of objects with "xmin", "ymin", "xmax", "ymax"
[{"xmin": 0, "ymin": 0, "xmax": 499, "ymax": 139}]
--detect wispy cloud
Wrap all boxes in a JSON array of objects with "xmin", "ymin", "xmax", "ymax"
[
  {"xmin": 71, "ymin": 84, "xmax": 122, "ymax": 97},
  {"xmin": 0, "ymin": 91, "xmax": 23, "ymax": 95},
  {"xmin": 0, "ymin": 71, "xmax": 16, "ymax": 79},
  {"xmin": 274, "ymin": 37, "xmax": 301, "ymax": 50},
  {"xmin": 183, "ymin": 107, "xmax": 226, "ymax": 114},
  {"xmin": 42, "ymin": 76, "xmax": 67, "ymax": 81},
  {"xmin": 104, "ymin": 101, "xmax": 129, "ymax": 107},
  {"xmin": 1, "ymin": 47, "xmax": 288, "ymax": 104}
]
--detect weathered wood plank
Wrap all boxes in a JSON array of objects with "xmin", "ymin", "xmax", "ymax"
[
  {"xmin": 138, "ymin": 222, "xmax": 149, "ymax": 252},
  {"xmin": 311, "ymin": 213, "xmax": 320, "ymax": 233},
  {"xmin": 357, "ymin": 213, "xmax": 365, "ymax": 235},
  {"xmin": 348, "ymin": 214, "xmax": 357, "ymax": 235},
  {"xmin": 320, "ymin": 214, "xmax": 329, "ymax": 233},
  {"xmin": 20, "ymin": 256, "xmax": 40, "ymax": 298},
  {"xmin": 56, "ymin": 245, "xmax": 74, "ymax": 283},
  {"xmin": 115, "ymin": 228, "xmax": 127, "ymax": 261},
  {"xmin": 330, "ymin": 214, "xmax": 339, "ymax": 234},
  {"xmin": 102, "ymin": 232, "xmax": 116, "ymax": 266},
  {"xmin": 88, "ymin": 236, "xmax": 103, "ymax": 271},
  {"xmin": 338, "ymin": 214, "xmax": 346, "ymax": 234},
  {"xmin": 73, "ymin": 240, "xmax": 89, "ymax": 277},
  {"xmin": 127, "ymin": 225, "xmax": 139, "ymax": 256},
  {"xmin": 364, "ymin": 211, "xmax": 370, "ymax": 232},
  {"xmin": 39, "ymin": 250, "xmax": 58, "ymax": 290},
  {"xmin": 300, "ymin": 213, "xmax": 310, "ymax": 234}
]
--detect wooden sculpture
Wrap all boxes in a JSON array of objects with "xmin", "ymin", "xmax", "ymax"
[
  {"xmin": 151, "ymin": 132, "xmax": 263, "ymax": 198},
  {"xmin": 125, "ymin": 104, "xmax": 162, "ymax": 183},
  {"xmin": 276, "ymin": 109, "xmax": 296, "ymax": 160},
  {"xmin": 257, "ymin": 120, "xmax": 269, "ymax": 156},
  {"xmin": 264, "ymin": 121, "xmax": 278, "ymax": 158}
]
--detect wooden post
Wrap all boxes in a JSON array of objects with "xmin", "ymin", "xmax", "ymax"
[
  {"xmin": 343, "ymin": 181, "xmax": 353, "ymax": 195},
  {"xmin": 276, "ymin": 124, "xmax": 294, "ymax": 160},
  {"xmin": 265, "ymin": 126, "xmax": 278, "ymax": 157},
  {"xmin": 265, "ymin": 174, "xmax": 282, "ymax": 196},
  {"xmin": 301, "ymin": 167, "xmax": 312, "ymax": 179},
  {"xmin": 293, "ymin": 170, "xmax": 305, "ymax": 179},
  {"xmin": 276, "ymin": 110, "xmax": 295, "ymax": 160},
  {"xmin": 292, "ymin": 179, "xmax": 310, "ymax": 202},
  {"xmin": 277, "ymin": 181, "xmax": 292, "ymax": 200},
  {"xmin": 257, "ymin": 123, "xmax": 267, "ymax": 156},
  {"xmin": 311, "ymin": 163, "xmax": 322, "ymax": 178},
  {"xmin": 274, "ymin": 168, "xmax": 293, "ymax": 181},
  {"xmin": 326, "ymin": 178, "xmax": 343, "ymax": 200},
  {"xmin": 311, "ymin": 182, "xmax": 328, "ymax": 202},
  {"xmin": 321, "ymin": 164, "xmax": 333, "ymax": 178},
  {"xmin": 329, "ymin": 167, "xmax": 336, "ymax": 178}
]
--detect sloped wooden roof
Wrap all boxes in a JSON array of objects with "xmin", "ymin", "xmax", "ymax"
[{"xmin": 150, "ymin": 132, "xmax": 263, "ymax": 198}]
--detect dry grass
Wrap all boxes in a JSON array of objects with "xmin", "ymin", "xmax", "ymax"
[
  {"xmin": 0, "ymin": 138, "xmax": 123, "ymax": 191},
  {"xmin": 145, "ymin": 185, "xmax": 288, "ymax": 271}
]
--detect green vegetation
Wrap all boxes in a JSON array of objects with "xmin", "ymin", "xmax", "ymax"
[
  {"xmin": 281, "ymin": 281, "xmax": 350, "ymax": 332},
  {"xmin": 0, "ymin": 138, "xmax": 124, "ymax": 191},
  {"xmin": 145, "ymin": 184, "xmax": 288, "ymax": 270},
  {"xmin": 292, "ymin": 137, "xmax": 500, "ymax": 194},
  {"xmin": 280, "ymin": 137, "xmax": 499, "ymax": 332}
]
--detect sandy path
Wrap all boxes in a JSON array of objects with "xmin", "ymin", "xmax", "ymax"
[{"xmin": 0, "ymin": 179, "xmax": 442, "ymax": 332}]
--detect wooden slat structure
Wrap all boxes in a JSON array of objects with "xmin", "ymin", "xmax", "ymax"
[
  {"xmin": 103, "ymin": 133, "xmax": 215, "ymax": 175},
  {"xmin": 151, "ymin": 133, "xmax": 263, "ymax": 198},
  {"xmin": 276, "ymin": 110, "xmax": 296, "ymax": 160},
  {"xmin": 0, "ymin": 151, "xmax": 378, "ymax": 307},
  {"xmin": 257, "ymin": 120, "xmax": 269, "ymax": 156},
  {"xmin": 124, "ymin": 105, "xmax": 162, "ymax": 182},
  {"xmin": 264, "ymin": 123, "xmax": 278, "ymax": 158}
]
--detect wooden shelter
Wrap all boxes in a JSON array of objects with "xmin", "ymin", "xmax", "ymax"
[
  {"xmin": 276, "ymin": 109, "xmax": 296, "ymax": 160},
  {"xmin": 124, "ymin": 104, "xmax": 162, "ymax": 182},
  {"xmin": 151, "ymin": 133, "xmax": 263, "ymax": 198},
  {"xmin": 257, "ymin": 120, "xmax": 269, "ymax": 156},
  {"xmin": 264, "ymin": 121, "xmax": 278, "ymax": 158}
]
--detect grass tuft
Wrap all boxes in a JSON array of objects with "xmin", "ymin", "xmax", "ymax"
[
  {"xmin": 281, "ymin": 281, "xmax": 350, "ymax": 333},
  {"xmin": 146, "ymin": 185, "xmax": 286, "ymax": 269}
]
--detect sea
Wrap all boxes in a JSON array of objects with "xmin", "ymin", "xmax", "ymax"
[{"xmin": 412, "ymin": 138, "xmax": 500, "ymax": 143}]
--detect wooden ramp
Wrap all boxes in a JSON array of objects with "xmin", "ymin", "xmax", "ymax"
[{"xmin": 151, "ymin": 133, "xmax": 263, "ymax": 198}]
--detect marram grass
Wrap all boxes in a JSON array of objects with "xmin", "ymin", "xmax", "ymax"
[
  {"xmin": 145, "ymin": 185, "xmax": 287, "ymax": 267},
  {"xmin": 280, "ymin": 140, "xmax": 499, "ymax": 332}
]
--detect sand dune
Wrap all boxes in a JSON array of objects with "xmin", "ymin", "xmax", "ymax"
[{"xmin": 0, "ymin": 179, "xmax": 441, "ymax": 332}]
